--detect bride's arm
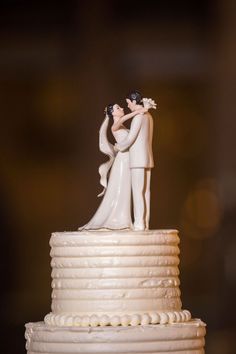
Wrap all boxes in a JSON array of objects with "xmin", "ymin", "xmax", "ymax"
[{"xmin": 112, "ymin": 108, "xmax": 147, "ymax": 132}]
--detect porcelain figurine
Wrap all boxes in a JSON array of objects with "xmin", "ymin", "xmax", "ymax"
[{"xmin": 79, "ymin": 90, "xmax": 156, "ymax": 231}]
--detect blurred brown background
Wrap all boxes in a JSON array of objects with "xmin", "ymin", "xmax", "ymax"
[{"xmin": 1, "ymin": 1, "xmax": 236, "ymax": 353}]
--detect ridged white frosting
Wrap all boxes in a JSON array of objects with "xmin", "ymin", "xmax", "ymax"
[
  {"xmin": 44, "ymin": 229, "xmax": 191, "ymax": 327},
  {"xmin": 25, "ymin": 319, "xmax": 206, "ymax": 354}
]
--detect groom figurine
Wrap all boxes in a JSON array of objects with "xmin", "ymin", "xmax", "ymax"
[{"xmin": 116, "ymin": 90, "xmax": 154, "ymax": 230}]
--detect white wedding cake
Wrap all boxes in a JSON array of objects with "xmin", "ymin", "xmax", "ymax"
[
  {"xmin": 25, "ymin": 92, "xmax": 206, "ymax": 352},
  {"xmin": 25, "ymin": 229, "xmax": 206, "ymax": 353}
]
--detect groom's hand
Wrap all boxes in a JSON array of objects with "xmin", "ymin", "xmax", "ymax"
[
  {"xmin": 114, "ymin": 143, "xmax": 120, "ymax": 152},
  {"xmin": 115, "ymin": 143, "xmax": 128, "ymax": 152}
]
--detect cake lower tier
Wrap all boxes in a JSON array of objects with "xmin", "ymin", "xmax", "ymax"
[{"xmin": 25, "ymin": 319, "xmax": 206, "ymax": 354}]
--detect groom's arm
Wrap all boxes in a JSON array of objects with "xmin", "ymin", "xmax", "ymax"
[{"xmin": 116, "ymin": 115, "xmax": 143, "ymax": 152}]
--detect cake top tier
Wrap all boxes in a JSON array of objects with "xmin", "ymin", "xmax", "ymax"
[{"xmin": 46, "ymin": 229, "xmax": 187, "ymax": 327}]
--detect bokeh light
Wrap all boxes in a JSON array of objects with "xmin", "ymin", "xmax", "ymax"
[{"xmin": 181, "ymin": 178, "xmax": 223, "ymax": 239}]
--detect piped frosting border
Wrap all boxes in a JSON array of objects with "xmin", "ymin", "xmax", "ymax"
[{"xmin": 45, "ymin": 309, "xmax": 191, "ymax": 327}]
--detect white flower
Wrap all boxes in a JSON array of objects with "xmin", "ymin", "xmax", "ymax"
[{"xmin": 142, "ymin": 98, "xmax": 157, "ymax": 110}]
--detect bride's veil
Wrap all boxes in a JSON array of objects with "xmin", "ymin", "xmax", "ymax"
[{"xmin": 97, "ymin": 115, "xmax": 116, "ymax": 197}]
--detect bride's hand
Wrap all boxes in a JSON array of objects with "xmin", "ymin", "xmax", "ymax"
[{"xmin": 137, "ymin": 107, "xmax": 148, "ymax": 115}]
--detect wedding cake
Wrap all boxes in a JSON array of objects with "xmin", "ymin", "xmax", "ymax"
[
  {"xmin": 25, "ymin": 229, "xmax": 206, "ymax": 353},
  {"xmin": 25, "ymin": 92, "xmax": 206, "ymax": 353}
]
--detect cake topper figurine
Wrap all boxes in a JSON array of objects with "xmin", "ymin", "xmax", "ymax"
[{"xmin": 79, "ymin": 90, "xmax": 156, "ymax": 231}]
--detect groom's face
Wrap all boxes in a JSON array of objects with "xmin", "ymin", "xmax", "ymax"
[{"xmin": 126, "ymin": 98, "xmax": 136, "ymax": 112}]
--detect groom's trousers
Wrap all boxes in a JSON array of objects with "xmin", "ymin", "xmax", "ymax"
[{"xmin": 131, "ymin": 168, "xmax": 151, "ymax": 230}]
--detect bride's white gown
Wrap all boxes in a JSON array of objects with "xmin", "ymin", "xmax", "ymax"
[{"xmin": 81, "ymin": 128, "xmax": 132, "ymax": 230}]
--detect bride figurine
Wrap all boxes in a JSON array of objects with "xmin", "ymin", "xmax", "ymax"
[{"xmin": 79, "ymin": 103, "xmax": 147, "ymax": 230}]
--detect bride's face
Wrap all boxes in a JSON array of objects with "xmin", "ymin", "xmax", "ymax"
[{"xmin": 112, "ymin": 104, "xmax": 124, "ymax": 118}]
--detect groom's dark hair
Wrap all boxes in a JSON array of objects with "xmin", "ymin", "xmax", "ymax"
[{"xmin": 126, "ymin": 90, "xmax": 143, "ymax": 106}]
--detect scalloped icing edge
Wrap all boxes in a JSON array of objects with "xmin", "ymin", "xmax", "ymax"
[{"xmin": 44, "ymin": 309, "xmax": 191, "ymax": 327}]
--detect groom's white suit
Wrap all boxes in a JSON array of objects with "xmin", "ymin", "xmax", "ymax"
[{"xmin": 117, "ymin": 111, "xmax": 154, "ymax": 230}]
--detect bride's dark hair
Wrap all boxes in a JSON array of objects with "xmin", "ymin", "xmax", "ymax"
[{"xmin": 105, "ymin": 103, "xmax": 115, "ymax": 119}]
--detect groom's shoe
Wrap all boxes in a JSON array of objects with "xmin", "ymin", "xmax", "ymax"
[{"xmin": 133, "ymin": 223, "xmax": 145, "ymax": 231}]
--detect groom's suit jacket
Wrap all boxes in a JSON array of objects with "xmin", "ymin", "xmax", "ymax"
[{"xmin": 118, "ymin": 112, "xmax": 154, "ymax": 169}]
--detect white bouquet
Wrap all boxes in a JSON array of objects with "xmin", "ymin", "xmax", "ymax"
[{"xmin": 142, "ymin": 98, "xmax": 157, "ymax": 110}]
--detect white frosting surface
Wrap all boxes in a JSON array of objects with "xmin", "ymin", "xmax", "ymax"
[
  {"xmin": 25, "ymin": 319, "xmax": 206, "ymax": 354},
  {"xmin": 45, "ymin": 229, "xmax": 191, "ymax": 326}
]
